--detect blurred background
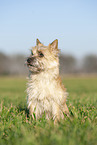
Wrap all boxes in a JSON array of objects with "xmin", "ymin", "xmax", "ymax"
[{"xmin": 0, "ymin": 0, "xmax": 97, "ymax": 76}]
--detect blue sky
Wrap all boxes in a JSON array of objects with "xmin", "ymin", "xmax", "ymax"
[{"xmin": 0, "ymin": 0, "xmax": 97, "ymax": 57}]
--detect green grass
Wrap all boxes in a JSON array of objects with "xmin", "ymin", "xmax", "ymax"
[{"xmin": 0, "ymin": 76, "xmax": 97, "ymax": 145}]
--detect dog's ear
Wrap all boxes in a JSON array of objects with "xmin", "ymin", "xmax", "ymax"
[
  {"xmin": 36, "ymin": 38, "xmax": 42, "ymax": 46},
  {"xmin": 49, "ymin": 39, "xmax": 59, "ymax": 55},
  {"xmin": 50, "ymin": 39, "xmax": 58, "ymax": 50}
]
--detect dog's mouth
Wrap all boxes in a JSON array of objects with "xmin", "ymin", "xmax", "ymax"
[
  {"xmin": 26, "ymin": 61, "xmax": 41, "ymax": 73},
  {"xmin": 27, "ymin": 63, "xmax": 38, "ymax": 70},
  {"xmin": 27, "ymin": 63, "xmax": 35, "ymax": 67},
  {"xmin": 26, "ymin": 57, "xmax": 44, "ymax": 73}
]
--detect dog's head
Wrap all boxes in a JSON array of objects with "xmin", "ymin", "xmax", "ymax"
[{"xmin": 27, "ymin": 39, "xmax": 59, "ymax": 73}]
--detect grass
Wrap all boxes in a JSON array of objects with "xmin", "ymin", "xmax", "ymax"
[{"xmin": 0, "ymin": 76, "xmax": 97, "ymax": 145}]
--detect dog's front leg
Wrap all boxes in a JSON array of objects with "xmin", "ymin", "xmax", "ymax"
[
  {"xmin": 52, "ymin": 103, "xmax": 60, "ymax": 123},
  {"xmin": 29, "ymin": 105, "xmax": 36, "ymax": 119}
]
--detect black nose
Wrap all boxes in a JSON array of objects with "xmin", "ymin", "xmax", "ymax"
[{"xmin": 27, "ymin": 58, "xmax": 32, "ymax": 63}]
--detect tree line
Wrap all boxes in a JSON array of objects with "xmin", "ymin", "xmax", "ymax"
[{"xmin": 0, "ymin": 52, "xmax": 97, "ymax": 75}]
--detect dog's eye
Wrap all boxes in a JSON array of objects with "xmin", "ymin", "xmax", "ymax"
[
  {"xmin": 38, "ymin": 52, "xmax": 44, "ymax": 57},
  {"xmin": 31, "ymin": 51, "xmax": 33, "ymax": 55}
]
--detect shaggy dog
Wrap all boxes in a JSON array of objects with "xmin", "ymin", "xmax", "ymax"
[{"xmin": 26, "ymin": 39, "xmax": 69, "ymax": 122}]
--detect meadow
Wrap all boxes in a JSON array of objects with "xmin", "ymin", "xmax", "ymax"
[{"xmin": 0, "ymin": 76, "xmax": 97, "ymax": 145}]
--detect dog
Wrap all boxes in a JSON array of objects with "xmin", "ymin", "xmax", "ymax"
[{"xmin": 26, "ymin": 39, "xmax": 69, "ymax": 122}]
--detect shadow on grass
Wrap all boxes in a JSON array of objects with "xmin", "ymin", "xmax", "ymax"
[{"xmin": 17, "ymin": 105, "xmax": 30, "ymax": 117}]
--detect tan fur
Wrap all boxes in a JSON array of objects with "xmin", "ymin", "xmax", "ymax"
[{"xmin": 26, "ymin": 39, "xmax": 69, "ymax": 122}]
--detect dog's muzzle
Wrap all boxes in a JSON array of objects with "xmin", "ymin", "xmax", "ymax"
[{"xmin": 27, "ymin": 57, "xmax": 35, "ymax": 66}]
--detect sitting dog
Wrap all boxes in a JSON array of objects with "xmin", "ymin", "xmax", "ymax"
[{"xmin": 26, "ymin": 39, "xmax": 69, "ymax": 122}]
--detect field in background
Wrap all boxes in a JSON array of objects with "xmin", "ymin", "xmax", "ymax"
[{"xmin": 0, "ymin": 76, "xmax": 97, "ymax": 145}]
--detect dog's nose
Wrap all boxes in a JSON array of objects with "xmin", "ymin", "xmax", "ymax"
[{"xmin": 27, "ymin": 58, "xmax": 32, "ymax": 63}]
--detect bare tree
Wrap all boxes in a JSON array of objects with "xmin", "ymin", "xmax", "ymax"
[
  {"xmin": 0, "ymin": 53, "xmax": 10, "ymax": 75},
  {"xmin": 0, "ymin": 53, "xmax": 28, "ymax": 75},
  {"xmin": 59, "ymin": 54, "xmax": 77, "ymax": 74},
  {"xmin": 83, "ymin": 55, "xmax": 97, "ymax": 73},
  {"xmin": 9, "ymin": 55, "xmax": 28, "ymax": 75}
]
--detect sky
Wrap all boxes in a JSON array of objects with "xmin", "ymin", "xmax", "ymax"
[{"xmin": 0, "ymin": 0, "xmax": 97, "ymax": 58}]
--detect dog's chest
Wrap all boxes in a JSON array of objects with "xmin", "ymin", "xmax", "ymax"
[
  {"xmin": 28, "ymin": 76, "xmax": 56, "ymax": 101},
  {"xmin": 27, "ymin": 73, "xmax": 66, "ymax": 113}
]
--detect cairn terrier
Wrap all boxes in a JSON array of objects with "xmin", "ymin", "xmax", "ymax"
[{"xmin": 26, "ymin": 39, "xmax": 69, "ymax": 122}]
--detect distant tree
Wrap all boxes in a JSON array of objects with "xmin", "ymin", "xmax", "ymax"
[
  {"xmin": 59, "ymin": 54, "xmax": 77, "ymax": 74},
  {"xmin": 8, "ymin": 54, "xmax": 28, "ymax": 75},
  {"xmin": 0, "ymin": 53, "xmax": 28, "ymax": 75},
  {"xmin": 0, "ymin": 53, "xmax": 10, "ymax": 75},
  {"xmin": 83, "ymin": 55, "xmax": 97, "ymax": 73}
]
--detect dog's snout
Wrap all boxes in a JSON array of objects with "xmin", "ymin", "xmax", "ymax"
[
  {"xmin": 27, "ymin": 57, "xmax": 35, "ymax": 63},
  {"xmin": 27, "ymin": 58, "xmax": 32, "ymax": 63}
]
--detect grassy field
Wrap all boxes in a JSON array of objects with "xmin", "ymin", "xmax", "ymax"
[{"xmin": 0, "ymin": 76, "xmax": 97, "ymax": 145}]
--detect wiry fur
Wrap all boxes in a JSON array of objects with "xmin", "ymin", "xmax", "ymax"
[{"xmin": 26, "ymin": 39, "xmax": 69, "ymax": 122}]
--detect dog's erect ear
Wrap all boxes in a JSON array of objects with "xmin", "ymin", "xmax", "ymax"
[
  {"xmin": 49, "ymin": 39, "xmax": 59, "ymax": 55},
  {"xmin": 36, "ymin": 38, "xmax": 42, "ymax": 46},
  {"xmin": 50, "ymin": 39, "xmax": 58, "ymax": 50}
]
